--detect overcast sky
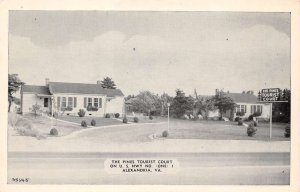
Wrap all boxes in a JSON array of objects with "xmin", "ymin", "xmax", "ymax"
[{"xmin": 9, "ymin": 11, "xmax": 291, "ymax": 96}]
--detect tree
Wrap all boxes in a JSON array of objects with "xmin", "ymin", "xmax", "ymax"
[
  {"xmin": 170, "ymin": 89, "xmax": 193, "ymax": 118},
  {"xmin": 131, "ymin": 91, "xmax": 159, "ymax": 115},
  {"xmin": 30, "ymin": 103, "xmax": 43, "ymax": 118},
  {"xmin": 100, "ymin": 77, "xmax": 117, "ymax": 89},
  {"xmin": 273, "ymin": 88, "xmax": 290, "ymax": 122},
  {"xmin": 211, "ymin": 91, "xmax": 235, "ymax": 118},
  {"xmin": 8, "ymin": 74, "xmax": 24, "ymax": 112}
]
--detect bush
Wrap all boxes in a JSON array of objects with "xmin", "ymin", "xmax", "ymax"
[
  {"xmin": 248, "ymin": 114, "xmax": 254, "ymax": 121},
  {"xmin": 235, "ymin": 117, "xmax": 240, "ymax": 122},
  {"xmin": 133, "ymin": 117, "xmax": 139, "ymax": 123},
  {"xmin": 123, "ymin": 117, "xmax": 128, "ymax": 123},
  {"xmin": 236, "ymin": 111, "xmax": 245, "ymax": 116},
  {"xmin": 284, "ymin": 124, "xmax": 290, "ymax": 138},
  {"xmin": 115, "ymin": 113, "xmax": 120, "ymax": 118},
  {"xmin": 63, "ymin": 106, "xmax": 73, "ymax": 111},
  {"xmin": 105, "ymin": 113, "xmax": 111, "ymax": 118},
  {"xmin": 91, "ymin": 119, "xmax": 96, "ymax": 126},
  {"xmin": 81, "ymin": 120, "xmax": 87, "ymax": 127},
  {"xmin": 238, "ymin": 119, "xmax": 243, "ymax": 126},
  {"xmin": 162, "ymin": 130, "xmax": 169, "ymax": 137},
  {"xmin": 247, "ymin": 122, "xmax": 257, "ymax": 137},
  {"xmin": 87, "ymin": 105, "xmax": 98, "ymax": 111},
  {"xmin": 78, "ymin": 109, "xmax": 86, "ymax": 117},
  {"xmin": 253, "ymin": 120, "xmax": 258, "ymax": 127},
  {"xmin": 50, "ymin": 128, "xmax": 58, "ymax": 136},
  {"xmin": 149, "ymin": 116, "xmax": 153, "ymax": 120}
]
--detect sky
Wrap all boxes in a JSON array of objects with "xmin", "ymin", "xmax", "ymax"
[{"xmin": 9, "ymin": 11, "xmax": 291, "ymax": 96}]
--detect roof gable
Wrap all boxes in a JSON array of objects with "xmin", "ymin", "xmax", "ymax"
[
  {"xmin": 48, "ymin": 82, "xmax": 124, "ymax": 97},
  {"xmin": 22, "ymin": 85, "xmax": 51, "ymax": 95},
  {"xmin": 225, "ymin": 93, "xmax": 258, "ymax": 103}
]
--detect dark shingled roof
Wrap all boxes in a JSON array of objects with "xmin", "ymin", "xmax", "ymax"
[
  {"xmin": 22, "ymin": 85, "xmax": 51, "ymax": 95},
  {"xmin": 225, "ymin": 93, "xmax": 258, "ymax": 103},
  {"xmin": 48, "ymin": 82, "xmax": 124, "ymax": 97}
]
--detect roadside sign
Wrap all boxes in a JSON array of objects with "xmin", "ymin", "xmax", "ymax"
[
  {"xmin": 257, "ymin": 88, "xmax": 289, "ymax": 140},
  {"xmin": 260, "ymin": 88, "xmax": 280, "ymax": 102}
]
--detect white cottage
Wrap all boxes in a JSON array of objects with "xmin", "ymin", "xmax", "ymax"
[{"xmin": 21, "ymin": 79, "xmax": 125, "ymax": 117}]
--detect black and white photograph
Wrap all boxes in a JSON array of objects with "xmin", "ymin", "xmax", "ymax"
[{"xmin": 2, "ymin": 3, "xmax": 298, "ymax": 189}]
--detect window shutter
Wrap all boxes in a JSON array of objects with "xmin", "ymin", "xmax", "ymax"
[
  {"xmin": 74, "ymin": 97, "xmax": 77, "ymax": 108},
  {"xmin": 84, "ymin": 97, "xmax": 87, "ymax": 108},
  {"xmin": 57, "ymin": 97, "xmax": 60, "ymax": 108},
  {"xmin": 251, "ymin": 106, "xmax": 253, "ymax": 114},
  {"xmin": 260, "ymin": 105, "xmax": 263, "ymax": 113},
  {"xmin": 99, "ymin": 98, "xmax": 102, "ymax": 108},
  {"xmin": 245, "ymin": 105, "xmax": 247, "ymax": 113}
]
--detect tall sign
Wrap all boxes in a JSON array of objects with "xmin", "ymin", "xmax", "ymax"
[{"xmin": 257, "ymin": 88, "xmax": 289, "ymax": 140}]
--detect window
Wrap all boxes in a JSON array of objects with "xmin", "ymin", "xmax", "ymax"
[
  {"xmin": 44, "ymin": 98, "xmax": 49, "ymax": 107},
  {"xmin": 57, "ymin": 97, "xmax": 60, "ymax": 108},
  {"xmin": 74, "ymin": 97, "xmax": 77, "ymax": 108},
  {"xmin": 88, "ymin": 98, "xmax": 92, "ymax": 107},
  {"xmin": 251, "ymin": 105, "xmax": 263, "ymax": 114},
  {"xmin": 94, "ymin": 98, "xmax": 98, "ymax": 107},
  {"xmin": 99, "ymin": 98, "xmax": 102, "ymax": 108},
  {"xmin": 68, "ymin": 97, "xmax": 73, "ymax": 107},
  {"xmin": 236, "ymin": 105, "xmax": 246, "ymax": 113},
  {"xmin": 62, "ymin": 97, "xmax": 66, "ymax": 108}
]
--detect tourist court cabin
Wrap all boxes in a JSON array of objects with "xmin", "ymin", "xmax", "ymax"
[
  {"xmin": 215, "ymin": 89, "xmax": 271, "ymax": 120},
  {"xmin": 20, "ymin": 79, "xmax": 125, "ymax": 116}
]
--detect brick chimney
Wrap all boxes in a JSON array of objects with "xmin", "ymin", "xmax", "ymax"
[{"xmin": 45, "ymin": 78, "xmax": 50, "ymax": 86}]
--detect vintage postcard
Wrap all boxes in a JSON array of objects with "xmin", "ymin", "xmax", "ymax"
[{"xmin": 0, "ymin": 0, "xmax": 300, "ymax": 192}]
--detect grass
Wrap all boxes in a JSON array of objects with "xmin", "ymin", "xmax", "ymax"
[
  {"xmin": 57, "ymin": 115, "xmax": 123, "ymax": 127},
  {"xmin": 21, "ymin": 114, "xmax": 82, "ymax": 137},
  {"xmin": 166, "ymin": 119, "xmax": 290, "ymax": 141}
]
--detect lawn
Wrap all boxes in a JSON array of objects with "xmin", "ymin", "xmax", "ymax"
[
  {"xmin": 166, "ymin": 119, "xmax": 290, "ymax": 141},
  {"xmin": 57, "ymin": 115, "xmax": 123, "ymax": 127},
  {"xmin": 18, "ymin": 114, "xmax": 82, "ymax": 137}
]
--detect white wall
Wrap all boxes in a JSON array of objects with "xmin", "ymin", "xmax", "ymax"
[
  {"xmin": 105, "ymin": 96, "xmax": 124, "ymax": 115},
  {"xmin": 22, "ymin": 93, "xmax": 49, "ymax": 113},
  {"xmin": 234, "ymin": 102, "xmax": 270, "ymax": 119},
  {"xmin": 52, "ymin": 93, "xmax": 106, "ymax": 116}
]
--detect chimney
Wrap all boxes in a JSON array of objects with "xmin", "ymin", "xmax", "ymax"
[
  {"xmin": 97, "ymin": 80, "xmax": 101, "ymax": 84},
  {"xmin": 45, "ymin": 78, "xmax": 49, "ymax": 86}
]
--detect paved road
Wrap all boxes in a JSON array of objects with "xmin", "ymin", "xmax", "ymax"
[{"xmin": 7, "ymin": 152, "xmax": 290, "ymax": 185}]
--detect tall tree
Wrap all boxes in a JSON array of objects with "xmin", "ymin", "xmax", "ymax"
[
  {"xmin": 100, "ymin": 77, "xmax": 117, "ymax": 89},
  {"xmin": 170, "ymin": 89, "xmax": 193, "ymax": 118},
  {"xmin": 211, "ymin": 91, "xmax": 235, "ymax": 118},
  {"xmin": 131, "ymin": 91, "xmax": 159, "ymax": 115},
  {"xmin": 8, "ymin": 74, "xmax": 24, "ymax": 112}
]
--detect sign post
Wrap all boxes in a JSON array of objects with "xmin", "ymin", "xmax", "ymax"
[{"xmin": 258, "ymin": 88, "xmax": 288, "ymax": 141}]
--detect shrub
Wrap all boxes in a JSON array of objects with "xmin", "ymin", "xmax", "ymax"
[
  {"xmin": 78, "ymin": 109, "xmax": 86, "ymax": 117},
  {"xmin": 238, "ymin": 119, "xmax": 243, "ymax": 126},
  {"xmin": 50, "ymin": 128, "xmax": 58, "ymax": 136},
  {"xmin": 91, "ymin": 119, "xmax": 96, "ymax": 126},
  {"xmin": 149, "ymin": 116, "xmax": 153, "ymax": 120},
  {"xmin": 253, "ymin": 112, "xmax": 262, "ymax": 117},
  {"xmin": 236, "ymin": 111, "xmax": 245, "ymax": 116},
  {"xmin": 162, "ymin": 130, "xmax": 169, "ymax": 137},
  {"xmin": 133, "ymin": 117, "xmax": 139, "ymax": 123},
  {"xmin": 248, "ymin": 114, "xmax": 254, "ymax": 121},
  {"xmin": 253, "ymin": 120, "xmax": 258, "ymax": 127},
  {"xmin": 64, "ymin": 106, "xmax": 73, "ymax": 111},
  {"xmin": 115, "ymin": 113, "xmax": 120, "ymax": 118},
  {"xmin": 105, "ymin": 113, "xmax": 111, "ymax": 118},
  {"xmin": 87, "ymin": 105, "xmax": 98, "ymax": 111},
  {"xmin": 14, "ymin": 119, "xmax": 42, "ymax": 139},
  {"xmin": 235, "ymin": 117, "xmax": 241, "ymax": 122},
  {"xmin": 30, "ymin": 104, "xmax": 43, "ymax": 118},
  {"xmin": 123, "ymin": 117, "xmax": 128, "ymax": 123},
  {"xmin": 81, "ymin": 120, "xmax": 87, "ymax": 127},
  {"xmin": 247, "ymin": 122, "xmax": 257, "ymax": 137},
  {"xmin": 284, "ymin": 124, "xmax": 290, "ymax": 138}
]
